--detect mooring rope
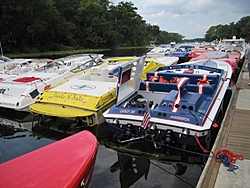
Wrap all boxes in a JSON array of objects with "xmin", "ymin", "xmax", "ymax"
[
  {"xmin": 194, "ymin": 135, "xmax": 244, "ymax": 174},
  {"xmin": 109, "ymin": 123, "xmax": 244, "ymax": 174}
]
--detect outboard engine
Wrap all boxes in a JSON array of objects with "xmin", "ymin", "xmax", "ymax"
[
  {"xmin": 115, "ymin": 124, "xmax": 137, "ymax": 143},
  {"xmin": 161, "ymin": 129, "xmax": 177, "ymax": 152},
  {"xmin": 144, "ymin": 123, "xmax": 158, "ymax": 141}
]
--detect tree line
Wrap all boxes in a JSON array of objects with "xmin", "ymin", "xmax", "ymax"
[
  {"xmin": 204, "ymin": 16, "xmax": 250, "ymax": 43},
  {"xmin": 0, "ymin": 0, "xmax": 184, "ymax": 53},
  {"xmin": 0, "ymin": 0, "xmax": 249, "ymax": 54}
]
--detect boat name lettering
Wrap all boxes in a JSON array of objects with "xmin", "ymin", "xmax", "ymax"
[
  {"xmin": 168, "ymin": 65, "xmax": 221, "ymax": 73},
  {"xmin": 169, "ymin": 115, "xmax": 190, "ymax": 122},
  {"xmin": 0, "ymin": 102, "xmax": 15, "ymax": 106},
  {"xmin": 0, "ymin": 88, "xmax": 6, "ymax": 94},
  {"xmin": 119, "ymin": 109, "xmax": 130, "ymax": 113},
  {"xmin": 54, "ymin": 93, "xmax": 65, "ymax": 99},
  {"xmin": 199, "ymin": 66, "xmax": 220, "ymax": 73},
  {"xmin": 54, "ymin": 93, "xmax": 85, "ymax": 101}
]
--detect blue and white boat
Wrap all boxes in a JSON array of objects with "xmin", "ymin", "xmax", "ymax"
[
  {"xmin": 103, "ymin": 56, "xmax": 232, "ymax": 151},
  {"xmin": 146, "ymin": 43, "xmax": 176, "ymax": 59},
  {"xmin": 167, "ymin": 45, "xmax": 195, "ymax": 63}
]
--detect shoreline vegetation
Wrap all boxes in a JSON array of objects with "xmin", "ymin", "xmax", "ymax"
[{"xmin": 5, "ymin": 46, "xmax": 145, "ymax": 59}]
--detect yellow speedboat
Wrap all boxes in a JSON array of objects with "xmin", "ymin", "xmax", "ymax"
[{"xmin": 30, "ymin": 56, "xmax": 178, "ymax": 132}]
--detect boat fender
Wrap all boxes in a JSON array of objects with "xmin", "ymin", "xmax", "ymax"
[
  {"xmin": 159, "ymin": 76, "xmax": 168, "ymax": 83},
  {"xmin": 198, "ymin": 79, "xmax": 210, "ymax": 85},
  {"xmin": 149, "ymin": 76, "xmax": 159, "ymax": 82},
  {"xmin": 198, "ymin": 74, "xmax": 210, "ymax": 85},
  {"xmin": 170, "ymin": 77, "xmax": 179, "ymax": 83}
]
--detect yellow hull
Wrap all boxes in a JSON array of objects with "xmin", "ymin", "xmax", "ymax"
[{"xmin": 29, "ymin": 56, "xmax": 178, "ymax": 127}]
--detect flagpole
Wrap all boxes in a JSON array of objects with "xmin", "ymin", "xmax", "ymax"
[
  {"xmin": 137, "ymin": 98, "xmax": 151, "ymax": 130},
  {"xmin": 0, "ymin": 41, "xmax": 3, "ymax": 59}
]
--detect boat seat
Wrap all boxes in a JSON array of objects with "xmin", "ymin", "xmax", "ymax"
[
  {"xmin": 186, "ymin": 84, "xmax": 216, "ymax": 95},
  {"xmin": 140, "ymin": 81, "xmax": 177, "ymax": 92},
  {"xmin": 146, "ymin": 72, "xmax": 220, "ymax": 84},
  {"xmin": 105, "ymin": 64, "xmax": 119, "ymax": 82},
  {"xmin": 157, "ymin": 90, "xmax": 203, "ymax": 111},
  {"xmin": 90, "ymin": 67, "xmax": 108, "ymax": 81}
]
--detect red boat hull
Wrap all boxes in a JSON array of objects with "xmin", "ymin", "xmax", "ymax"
[
  {"xmin": 190, "ymin": 51, "xmax": 241, "ymax": 74},
  {"xmin": 0, "ymin": 130, "xmax": 98, "ymax": 188}
]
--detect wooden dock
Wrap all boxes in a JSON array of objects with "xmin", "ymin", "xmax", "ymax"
[{"xmin": 197, "ymin": 67, "xmax": 250, "ymax": 188}]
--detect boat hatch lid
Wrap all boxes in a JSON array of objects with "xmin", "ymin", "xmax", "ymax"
[
  {"xmin": 108, "ymin": 55, "xmax": 146, "ymax": 106},
  {"xmin": 205, "ymin": 51, "xmax": 229, "ymax": 58},
  {"xmin": 30, "ymin": 103, "xmax": 94, "ymax": 117}
]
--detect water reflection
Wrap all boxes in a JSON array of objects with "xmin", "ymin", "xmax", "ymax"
[
  {"xmin": 0, "ymin": 124, "xmax": 55, "ymax": 164},
  {"xmin": 92, "ymin": 145, "xmax": 203, "ymax": 188},
  {"xmin": 0, "ymin": 118, "xmax": 204, "ymax": 187},
  {"xmin": 91, "ymin": 123, "xmax": 204, "ymax": 188},
  {"xmin": 110, "ymin": 153, "xmax": 150, "ymax": 188}
]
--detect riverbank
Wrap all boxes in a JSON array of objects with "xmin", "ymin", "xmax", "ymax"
[{"xmin": 4, "ymin": 46, "xmax": 146, "ymax": 58}]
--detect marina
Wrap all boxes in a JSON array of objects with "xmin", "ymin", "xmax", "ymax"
[
  {"xmin": 0, "ymin": 45, "xmax": 249, "ymax": 187},
  {"xmin": 1, "ymin": 1, "xmax": 250, "ymax": 186}
]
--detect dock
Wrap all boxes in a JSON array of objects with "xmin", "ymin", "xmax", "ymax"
[{"xmin": 197, "ymin": 65, "xmax": 250, "ymax": 188}]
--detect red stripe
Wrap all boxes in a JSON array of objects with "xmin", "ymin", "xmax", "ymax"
[
  {"xmin": 142, "ymin": 112, "xmax": 150, "ymax": 129},
  {"xmin": 172, "ymin": 77, "xmax": 189, "ymax": 112}
]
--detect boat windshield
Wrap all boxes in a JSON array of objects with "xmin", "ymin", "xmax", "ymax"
[{"xmin": 0, "ymin": 56, "xmax": 12, "ymax": 62}]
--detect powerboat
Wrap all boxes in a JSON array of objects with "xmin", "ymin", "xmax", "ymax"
[
  {"xmin": 29, "ymin": 56, "xmax": 179, "ymax": 133},
  {"xmin": 188, "ymin": 45, "xmax": 217, "ymax": 60},
  {"xmin": 219, "ymin": 36, "xmax": 246, "ymax": 60},
  {"xmin": 0, "ymin": 55, "xmax": 48, "ymax": 71},
  {"xmin": 0, "ymin": 130, "xmax": 98, "ymax": 188},
  {"xmin": 103, "ymin": 56, "xmax": 233, "ymax": 152},
  {"xmin": 167, "ymin": 45, "xmax": 195, "ymax": 63},
  {"xmin": 146, "ymin": 43, "xmax": 177, "ymax": 59},
  {"xmin": 0, "ymin": 57, "xmax": 52, "ymax": 79},
  {"xmin": 190, "ymin": 51, "xmax": 241, "ymax": 85},
  {"xmin": 0, "ymin": 54, "xmax": 104, "ymax": 111}
]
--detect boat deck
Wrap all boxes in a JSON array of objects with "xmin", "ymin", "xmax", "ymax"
[
  {"xmin": 197, "ymin": 67, "xmax": 250, "ymax": 188},
  {"xmin": 2, "ymin": 72, "xmax": 59, "ymax": 83},
  {"xmin": 51, "ymin": 79, "xmax": 116, "ymax": 96}
]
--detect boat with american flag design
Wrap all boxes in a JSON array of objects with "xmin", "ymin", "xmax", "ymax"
[{"xmin": 103, "ymin": 55, "xmax": 233, "ymax": 151}]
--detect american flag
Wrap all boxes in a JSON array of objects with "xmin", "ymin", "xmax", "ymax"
[{"xmin": 142, "ymin": 111, "xmax": 150, "ymax": 130}]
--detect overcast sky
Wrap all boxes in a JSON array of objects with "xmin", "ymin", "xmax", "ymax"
[{"xmin": 115, "ymin": 0, "xmax": 250, "ymax": 39}]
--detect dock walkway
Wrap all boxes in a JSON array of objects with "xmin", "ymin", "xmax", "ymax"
[{"xmin": 197, "ymin": 66, "xmax": 250, "ymax": 188}]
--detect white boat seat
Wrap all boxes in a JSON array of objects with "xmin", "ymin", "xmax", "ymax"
[{"xmin": 90, "ymin": 67, "xmax": 109, "ymax": 82}]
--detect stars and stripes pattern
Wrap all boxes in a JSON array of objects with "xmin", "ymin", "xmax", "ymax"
[
  {"xmin": 172, "ymin": 77, "xmax": 189, "ymax": 113},
  {"xmin": 142, "ymin": 111, "xmax": 150, "ymax": 130}
]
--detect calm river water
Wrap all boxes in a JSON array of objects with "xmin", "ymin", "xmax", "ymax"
[{"xmin": 0, "ymin": 48, "xmax": 204, "ymax": 188}]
